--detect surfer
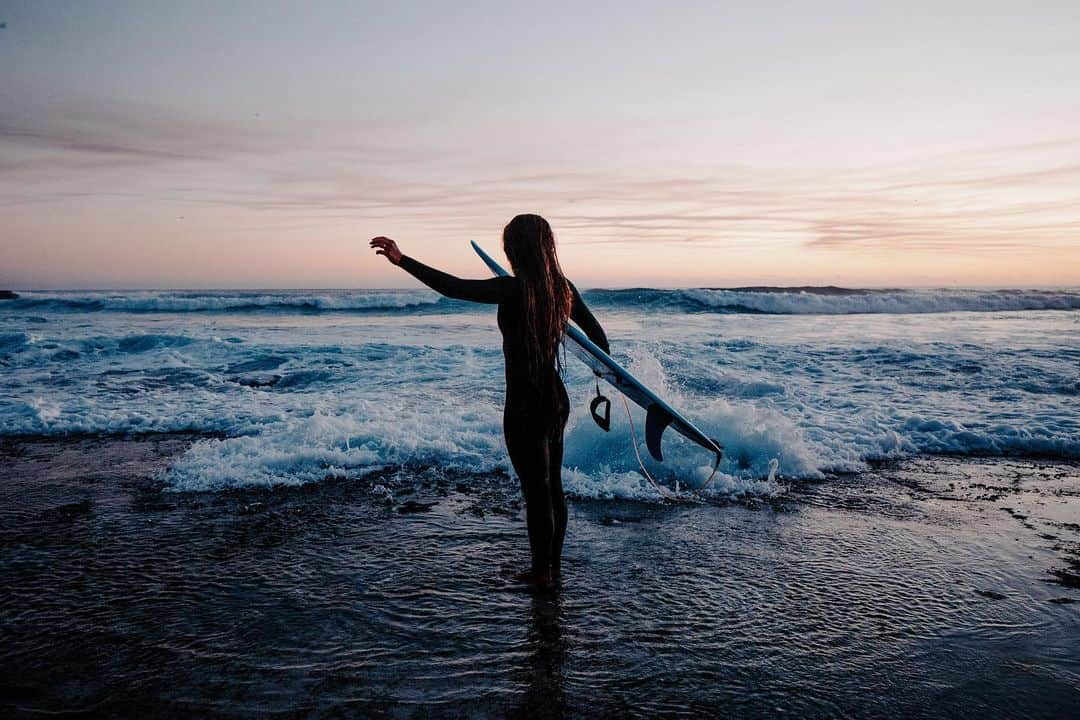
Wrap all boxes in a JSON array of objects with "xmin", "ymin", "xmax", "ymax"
[{"xmin": 370, "ymin": 214, "xmax": 609, "ymax": 589}]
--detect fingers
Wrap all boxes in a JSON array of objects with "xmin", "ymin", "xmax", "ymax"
[{"xmin": 369, "ymin": 237, "xmax": 401, "ymax": 264}]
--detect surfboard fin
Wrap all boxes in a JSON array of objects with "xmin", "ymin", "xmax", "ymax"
[{"xmin": 645, "ymin": 403, "xmax": 674, "ymax": 461}]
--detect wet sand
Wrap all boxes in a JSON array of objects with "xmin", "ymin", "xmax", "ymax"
[{"xmin": 1, "ymin": 435, "xmax": 1078, "ymax": 718}]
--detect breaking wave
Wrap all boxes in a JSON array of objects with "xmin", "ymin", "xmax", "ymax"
[
  {"xmin": 4, "ymin": 287, "xmax": 1079, "ymax": 316},
  {"xmin": 5, "ymin": 290, "xmax": 446, "ymax": 314},
  {"xmin": 586, "ymin": 287, "xmax": 1080, "ymax": 315}
]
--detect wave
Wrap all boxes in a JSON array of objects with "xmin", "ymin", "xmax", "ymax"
[
  {"xmin": 0, "ymin": 332, "xmax": 32, "ymax": 353},
  {"xmin": 5, "ymin": 345, "xmax": 1076, "ymax": 499},
  {"xmin": 3, "ymin": 298, "xmax": 1078, "ymax": 497},
  {"xmin": 14, "ymin": 389, "xmax": 1073, "ymax": 499},
  {"xmin": 3, "ymin": 290, "xmax": 446, "ymax": 314},
  {"xmin": 4, "ymin": 287, "xmax": 1080, "ymax": 316},
  {"xmin": 586, "ymin": 287, "xmax": 1080, "ymax": 315}
]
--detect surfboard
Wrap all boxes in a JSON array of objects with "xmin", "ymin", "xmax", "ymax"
[{"xmin": 471, "ymin": 241, "xmax": 723, "ymax": 466}]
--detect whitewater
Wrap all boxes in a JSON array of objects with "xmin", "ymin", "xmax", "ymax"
[{"xmin": 1, "ymin": 287, "xmax": 1078, "ymax": 498}]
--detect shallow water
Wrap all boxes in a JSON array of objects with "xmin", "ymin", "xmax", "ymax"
[{"xmin": 1, "ymin": 437, "xmax": 1077, "ymax": 718}]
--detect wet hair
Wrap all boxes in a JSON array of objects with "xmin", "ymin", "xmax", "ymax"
[{"xmin": 502, "ymin": 214, "xmax": 573, "ymax": 389}]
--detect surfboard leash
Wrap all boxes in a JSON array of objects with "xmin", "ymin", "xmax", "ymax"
[
  {"xmin": 619, "ymin": 393, "xmax": 721, "ymax": 503},
  {"xmin": 700, "ymin": 439, "xmax": 724, "ymax": 492}
]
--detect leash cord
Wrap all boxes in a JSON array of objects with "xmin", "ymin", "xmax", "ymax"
[{"xmin": 618, "ymin": 393, "xmax": 721, "ymax": 502}]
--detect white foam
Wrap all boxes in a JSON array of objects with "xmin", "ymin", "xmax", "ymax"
[
  {"xmin": 682, "ymin": 288, "xmax": 1080, "ymax": 315},
  {"xmin": 11, "ymin": 290, "xmax": 443, "ymax": 313},
  {"xmin": 164, "ymin": 402, "xmax": 508, "ymax": 491}
]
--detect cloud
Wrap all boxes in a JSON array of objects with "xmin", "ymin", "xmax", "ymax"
[
  {"xmin": 0, "ymin": 102, "xmax": 258, "ymax": 167},
  {"xmin": 0, "ymin": 126, "xmax": 203, "ymax": 162},
  {"xmin": 2, "ymin": 95, "xmax": 1078, "ymax": 256}
]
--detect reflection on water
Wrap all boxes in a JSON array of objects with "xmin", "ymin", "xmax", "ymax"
[
  {"xmin": 1, "ymin": 437, "xmax": 1077, "ymax": 718},
  {"xmin": 513, "ymin": 590, "xmax": 567, "ymax": 720}
]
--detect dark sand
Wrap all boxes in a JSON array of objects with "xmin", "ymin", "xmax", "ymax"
[{"xmin": 1, "ymin": 435, "xmax": 1077, "ymax": 718}]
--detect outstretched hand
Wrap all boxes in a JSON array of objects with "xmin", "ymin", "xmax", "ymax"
[{"xmin": 369, "ymin": 237, "xmax": 403, "ymax": 266}]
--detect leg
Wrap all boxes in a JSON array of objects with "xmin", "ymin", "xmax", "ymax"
[
  {"xmin": 548, "ymin": 427, "xmax": 567, "ymax": 576},
  {"xmin": 505, "ymin": 422, "xmax": 555, "ymax": 580}
]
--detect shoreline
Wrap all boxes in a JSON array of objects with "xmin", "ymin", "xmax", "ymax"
[{"xmin": 2, "ymin": 429, "xmax": 1079, "ymax": 476}]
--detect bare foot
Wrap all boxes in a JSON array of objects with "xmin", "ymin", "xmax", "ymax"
[{"xmin": 512, "ymin": 568, "xmax": 556, "ymax": 591}]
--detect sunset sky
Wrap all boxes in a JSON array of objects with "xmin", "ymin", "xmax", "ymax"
[{"xmin": 1, "ymin": 1, "xmax": 1078, "ymax": 289}]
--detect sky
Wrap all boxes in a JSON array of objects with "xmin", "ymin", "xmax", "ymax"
[{"xmin": 1, "ymin": 0, "xmax": 1078, "ymax": 289}]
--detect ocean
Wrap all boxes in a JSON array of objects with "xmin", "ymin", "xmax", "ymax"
[
  {"xmin": 1, "ymin": 287, "xmax": 1078, "ymax": 717},
  {"xmin": 1, "ymin": 287, "xmax": 1078, "ymax": 493}
]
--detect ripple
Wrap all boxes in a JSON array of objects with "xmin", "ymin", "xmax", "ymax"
[{"xmin": 1, "ymin": 439, "xmax": 1078, "ymax": 717}]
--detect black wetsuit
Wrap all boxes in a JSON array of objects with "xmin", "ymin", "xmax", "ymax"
[{"xmin": 399, "ymin": 255, "xmax": 609, "ymax": 574}]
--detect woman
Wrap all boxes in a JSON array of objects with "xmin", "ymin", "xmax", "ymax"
[{"xmin": 370, "ymin": 214, "xmax": 609, "ymax": 589}]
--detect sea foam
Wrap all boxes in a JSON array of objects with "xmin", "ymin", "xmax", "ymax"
[{"xmin": 5, "ymin": 287, "xmax": 1080, "ymax": 316}]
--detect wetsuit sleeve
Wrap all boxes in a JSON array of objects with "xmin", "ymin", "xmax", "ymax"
[
  {"xmin": 399, "ymin": 255, "xmax": 512, "ymax": 304},
  {"xmin": 569, "ymin": 282, "xmax": 610, "ymax": 354}
]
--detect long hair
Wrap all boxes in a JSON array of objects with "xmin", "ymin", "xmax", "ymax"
[{"xmin": 502, "ymin": 214, "xmax": 573, "ymax": 388}]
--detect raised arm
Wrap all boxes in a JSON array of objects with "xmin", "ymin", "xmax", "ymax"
[
  {"xmin": 371, "ymin": 237, "xmax": 513, "ymax": 304},
  {"xmin": 568, "ymin": 281, "xmax": 610, "ymax": 354},
  {"xmin": 399, "ymin": 255, "xmax": 513, "ymax": 304}
]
